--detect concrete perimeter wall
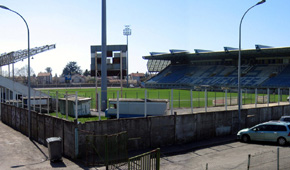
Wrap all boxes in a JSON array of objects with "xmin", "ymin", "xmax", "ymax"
[
  {"xmin": 2, "ymin": 103, "xmax": 290, "ymax": 160},
  {"xmin": 1, "ymin": 103, "xmax": 76, "ymax": 159}
]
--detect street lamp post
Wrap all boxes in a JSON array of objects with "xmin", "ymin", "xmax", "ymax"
[
  {"xmin": 0, "ymin": 5, "xmax": 31, "ymax": 138},
  {"xmin": 238, "ymin": 0, "xmax": 265, "ymax": 130},
  {"xmin": 123, "ymin": 25, "xmax": 131, "ymax": 88}
]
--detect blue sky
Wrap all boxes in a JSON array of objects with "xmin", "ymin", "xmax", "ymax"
[{"xmin": 0, "ymin": 0, "xmax": 289, "ymax": 76}]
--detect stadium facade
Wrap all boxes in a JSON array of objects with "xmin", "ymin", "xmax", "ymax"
[{"xmin": 143, "ymin": 46, "xmax": 290, "ymax": 89}]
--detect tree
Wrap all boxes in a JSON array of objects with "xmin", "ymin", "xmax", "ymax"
[
  {"xmin": 83, "ymin": 69, "xmax": 90, "ymax": 76},
  {"xmin": 15, "ymin": 65, "xmax": 35, "ymax": 77},
  {"xmin": 45, "ymin": 67, "xmax": 52, "ymax": 73},
  {"xmin": 62, "ymin": 61, "xmax": 82, "ymax": 76}
]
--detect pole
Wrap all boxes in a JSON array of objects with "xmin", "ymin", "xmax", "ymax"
[
  {"xmin": 190, "ymin": 89, "xmax": 193, "ymax": 114},
  {"xmin": 56, "ymin": 91, "xmax": 59, "ymax": 117},
  {"xmin": 95, "ymin": 52, "xmax": 98, "ymax": 111},
  {"xmin": 205, "ymin": 88, "xmax": 207, "ymax": 112},
  {"xmin": 238, "ymin": 0, "xmax": 265, "ymax": 130},
  {"xmin": 225, "ymin": 89, "xmax": 228, "ymax": 111},
  {"xmin": 144, "ymin": 90, "xmax": 147, "ymax": 117},
  {"xmin": 120, "ymin": 51, "xmax": 123, "ymax": 97},
  {"xmin": 101, "ymin": 0, "xmax": 108, "ymax": 111},
  {"xmin": 117, "ymin": 91, "xmax": 119, "ymax": 119},
  {"xmin": 126, "ymin": 35, "xmax": 129, "ymax": 88}
]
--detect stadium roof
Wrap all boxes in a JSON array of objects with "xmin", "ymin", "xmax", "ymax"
[{"xmin": 143, "ymin": 46, "xmax": 290, "ymax": 61}]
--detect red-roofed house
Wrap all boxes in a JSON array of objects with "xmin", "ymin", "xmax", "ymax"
[{"xmin": 37, "ymin": 72, "xmax": 52, "ymax": 84}]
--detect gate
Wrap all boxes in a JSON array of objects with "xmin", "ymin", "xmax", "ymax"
[
  {"xmin": 82, "ymin": 130, "xmax": 128, "ymax": 169},
  {"xmin": 128, "ymin": 148, "xmax": 160, "ymax": 170}
]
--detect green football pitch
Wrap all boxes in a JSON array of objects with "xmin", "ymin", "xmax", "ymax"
[{"xmin": 40, "ymin": 87, "xmax": 288, "ymax": 109}]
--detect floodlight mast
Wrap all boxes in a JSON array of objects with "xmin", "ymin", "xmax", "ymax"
[
  {"xmin": 101, "ymin": 0, "xmax": 107, "ymax": 111},
  {"xmin": 0, "ymin": 5, "xmax": 32, "ymax": 138},
  {"xmin": 123, "ymin": 25, "xmax": 131, "ymax": 88},
  {"xmin": 238, "ymin": 0, "xmax": 266, "ymax": 130}
]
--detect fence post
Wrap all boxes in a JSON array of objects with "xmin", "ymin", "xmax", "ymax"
[
  {"xmin": 56, "ymin": 91, "xmax": 59, "ymax": 117},
  {"xmin": 47, "ymin": 91, "xmax": 50, "ymax": 114},
  {"xmin": 75, "ymin": 91, "xmax": 78, "ymax": 121},
  {"xmin": 255, "ymin": 88, "xmax": 257, "ymax": 108},
  {"xmin": 225, "ymin": 89, "xmax": 228, "ymax": 111},
  {"xmin": 98, "ymin": 93, "xmax": 101, "ymax": 120},
  {"xmin": 33, "ymin": 90, "xmax": 36, "ymax": 111},
  {"xmin": 214, "ymin": 91, "xmax": 216, "ymax": 107},
  {"xmin": 145, "ymin": 90, "xmax": 147, "ymax": 117},
  {"xmin": 39, "ymin": 91, "xmax": 42, "ymax": 113},
  {"xmin": 278, "ymin": 88, "xmax": 280, "ymax": 105},
  {"xmin": 205, "ymin": 88, "xmax": 207, "ymax": 112},
  {"xmin": 16, "ymin": 93, "xmax": 19, "ymax": 108},
  {"xmin": 267, "ymin": 88, "xmax": 270, "ymax": 107},
  {"xmin": 190, "ymin": 89, "xmax": 193, "ymax": 114},
  {"xmin": 179, "ymin": 91, "xmax": 181, "ymax": 108},
  {"xmin": 66, "ymin": 91, "xmax": 68, "ymax": 120},
  {"xmin": 240, "ymin": 89, "xmax": 243, "ymax": 109},
  {"xmin": 156, "ymin": 148, "xmax": 160, "ymax": 170},
  {"xmin": 247, "ymin": 154, "xmax": 251, "ymax": 170},
  {"xmin": 117, "ymin": 91, "xmax": 120, "ymax": 119},
  {"xmin": 171, "ymin": 89, "xmax": 173, "ymax": 115}
]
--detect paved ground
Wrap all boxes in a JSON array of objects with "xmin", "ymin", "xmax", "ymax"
[
  {"xmin": 160, "ymin": 140, "xmax": 290, "ymax": 170},
  {"xmin": 1, "ymin": 101, "xmax": 289, "ymax": 169},
  {"xmin": 0, "ymin": 121, "xmax": 96, "ymax": 170}
]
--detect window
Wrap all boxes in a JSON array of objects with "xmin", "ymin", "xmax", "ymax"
[{"xmin": 272, "ymin": 125, "xmax": 287, "ymax": 131}]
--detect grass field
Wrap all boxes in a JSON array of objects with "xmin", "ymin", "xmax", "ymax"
[
  {"xmin": 49, "ymin": 112, "xmax": 107, "ymax": 123},
  {"xmin": 40, "ymin": 87, "xmax": 289, "ymax": 109}
]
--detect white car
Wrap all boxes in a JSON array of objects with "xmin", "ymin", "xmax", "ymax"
[{"xmin": 280, "ymin": 116, "xmax": 290, "ymax": 122}]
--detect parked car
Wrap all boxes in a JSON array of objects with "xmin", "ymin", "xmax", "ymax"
[
  {"xmin": 280, "ymin": 116, "xmax": 290, "ymax": 122},
  {"xmin": 237, "ymin": 121, "xmax": 290, "ymax": 146}
]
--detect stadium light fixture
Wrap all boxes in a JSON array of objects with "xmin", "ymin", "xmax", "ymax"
[
  {"xmin": 0, "ymin": 5, "xmax": 31, "ymax": 138},
  {"xmin": 123, "ymin": 25, "xmax": 131, "ymax": 88},
  {"xmin": 238, "ymin": 0, "xmax": 266, "ymax": 130}
]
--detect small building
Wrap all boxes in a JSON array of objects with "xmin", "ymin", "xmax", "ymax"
[
  {"xmin": 59, "ymin": 96, "xmax": 91, "ymax": 117},
  {"xmin": 71, "ymin": 74, "xmax": 86, "ymax": 83},
  {"xmin": 131, "ymin": 72, "xmax": 145, "ymax": 82},
  {"xmin": 37, "ymin": 72, "xmax": 52, "ymax": 84}
]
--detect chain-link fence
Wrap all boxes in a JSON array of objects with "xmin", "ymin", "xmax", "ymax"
[{"xmin": 40, "ymin": 87, "xmax": 290, "ymax": 110}]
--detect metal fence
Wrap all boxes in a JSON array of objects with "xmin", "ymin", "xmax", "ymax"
[
  {"xmin": 80, "ymin": 130, "xmax": 128, "ymax": 169},
  {"xmin": 128, "ymin": 148, "xmax": 160, "ymax": 170},
  {"xmin": 2, "ymin": 87, "xmax": 290, "ymax": 118}
]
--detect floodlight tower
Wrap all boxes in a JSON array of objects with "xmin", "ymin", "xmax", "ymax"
[
  {"xmin": 101, "ymin": 0, "xmax": 108, "ymax": 111},
  {"xmin": 123, "ymin": 25, "xmax": 131, "ymax": 88}
]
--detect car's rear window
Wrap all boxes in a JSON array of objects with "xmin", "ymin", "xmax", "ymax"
[
  {"xmin": 283, "ymin": 118, "xmax": 290, "ymax": 122},
  {"xmin": 275, "ymin": 125, "xmax": 287, "ymax": 131}
]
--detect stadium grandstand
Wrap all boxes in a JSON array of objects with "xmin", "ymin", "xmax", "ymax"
[{"xmin": 143, "ymin": 45, "xmax": 290, "ymax": 89}]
